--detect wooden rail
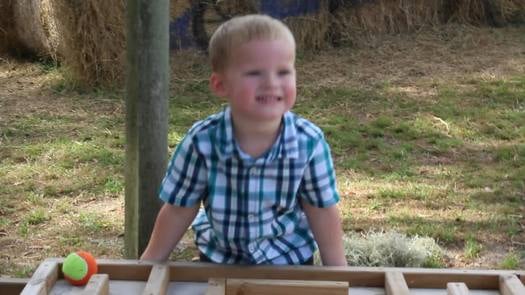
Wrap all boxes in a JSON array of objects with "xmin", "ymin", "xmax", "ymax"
[{"xmin": 6, "ymin": 258, "xmax": 525, "ymax": 295}]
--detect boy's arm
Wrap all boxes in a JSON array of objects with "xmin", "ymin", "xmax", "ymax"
[
  {"xmin": 302, "ymin": 201, "xmax": 347, "ymax": 266},
  {"xmin": 140, "ymin": 203, "xmax": 200, "ymax": 261}
]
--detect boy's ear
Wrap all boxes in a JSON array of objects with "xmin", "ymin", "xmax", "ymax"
[{"xmin": 210, "ymin": 72, "xmax": 227, "ymax": 97}]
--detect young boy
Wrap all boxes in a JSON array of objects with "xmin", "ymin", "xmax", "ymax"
[{"xmin": 140, "ymin": 14, "xmax": 346, "ymax": 266}]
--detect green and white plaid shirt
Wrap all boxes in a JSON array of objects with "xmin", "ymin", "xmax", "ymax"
[{"xmin": 159, "ymin": 107, "xmax": 340, "ymax": 264}]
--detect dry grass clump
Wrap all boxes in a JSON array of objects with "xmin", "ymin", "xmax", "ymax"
[
  {"xmin": 341, "ymin": 231, "xmax": 444, "ymax": 267},
  {"xmin": 51, "ymin": 0, "xmax": 126, "ymax": 88}
]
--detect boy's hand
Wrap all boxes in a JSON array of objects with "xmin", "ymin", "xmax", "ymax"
[
  {"xmin": 302, "ymin": 202, "xmax": 347, "ymax": 266},
  {"xmin": 140, "ymin": 203, "xmax": 200, "ymax": 261}
]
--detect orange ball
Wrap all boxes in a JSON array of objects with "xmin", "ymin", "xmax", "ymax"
[{"xmin": 62, "ymin": 251, "xmax": 98, "ymax": 286}]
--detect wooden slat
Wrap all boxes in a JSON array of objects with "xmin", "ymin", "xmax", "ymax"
[
  {"xmin": 0, "ymin": 278, "xmax": 30, "ymax": 295},
  {"xmin": 79, "ymin": 274, "xmax": 109, "ymax": 295},
  {"xmin": 447, "ymin": 282, "xmax": 469, "ymax": 295},
  {"xmin": 385, "ymin": 272, "xmax": 410, "ymax": 295},
  {"xmin": 226, "ymin": 279, "xmax": 348, "ymax": 295},
  {"xmin": 142, "ymin": 264, "xmax": 170, "ymax": 295},
  {"xmin": 49, "ymin": 258, "xmax": 525, "ymax": 288},
  {"xmin": 20, "ymin": 260, "xmax": 59, "ymax": 295},
  {"xmin": 206, "ymin": 278, "xmax": 226, "ymax": 295},
  {"xmin": 500, "ymin": 274, "xmax": 525, "ymax": 295}
]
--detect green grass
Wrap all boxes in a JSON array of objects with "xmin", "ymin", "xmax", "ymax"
[
  {"xmin": 464, "ymin": 236, "xmax": 483, "ymax": 260},
  {"xmin": 499, "ymin": 252, "xmax": 521, "ymax": 270}
]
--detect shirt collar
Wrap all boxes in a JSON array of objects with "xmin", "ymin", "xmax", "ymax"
[{"xmin": 215, "ymin": 107, "xmax": 299, "ymax": 160}]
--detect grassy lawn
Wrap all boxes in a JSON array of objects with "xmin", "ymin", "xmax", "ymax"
[{"xmin": 0, "ymin": 25, "xmax": 524, "ymax": 277}]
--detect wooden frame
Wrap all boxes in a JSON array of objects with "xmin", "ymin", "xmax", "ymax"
[{"xmin": 3, "ymin": 258, "xmax": 524, "ymax": 295}]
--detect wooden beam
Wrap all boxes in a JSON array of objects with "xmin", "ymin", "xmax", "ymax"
[
  {"xmin": 142, "ymin": 264, "xmax": 170, "ymax": 295},
  {"xmin": 447, "ymin": 282, "xmax": 469, "ymax": 295},
  {"xmin": 385, "ymin": 272, "xmax": 410, "ymax": 295},
  {"xmin": 226, "ymin": 279, "xmax": 348, "ymax": 295},
  {"xmin": 80, "ymin": 274, "xmax": 109, "ymax": 295},
  {"xmin": 206, "ymin": 278, "xmax": 226, "ymax": 295},
  {"xmin": 51, "ymin": 259, "xmax": 525, "ymax": 289},
  {"xmin": 20, "ymin": 260, "xmax": 59, "ymax": 295},
  {"xmin": 500, "ymin": 275, "xmax": 525, "ymax": 295},
  {"xmin": 0, "ymin": 278, "xmax": 29, "ymax": 295}
]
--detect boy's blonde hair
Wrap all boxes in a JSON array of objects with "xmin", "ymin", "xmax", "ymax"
[{"xmin": 209, "ymin": 14, "xmax": 296, "ymax": 72}]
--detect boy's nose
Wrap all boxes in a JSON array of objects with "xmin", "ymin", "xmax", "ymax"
[{"xmin": 263, "ymin": 73, "xmax": 279, "ymax": 87}]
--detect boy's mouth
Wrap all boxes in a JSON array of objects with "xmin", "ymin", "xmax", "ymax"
[{"xmin": 256, "ymin": 95, "xmax": 282, "ymax": 104}]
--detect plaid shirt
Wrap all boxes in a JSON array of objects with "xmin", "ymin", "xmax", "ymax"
[{"xmin": 159, "ymin": 107, "xmax": 340, "ymax": 264}]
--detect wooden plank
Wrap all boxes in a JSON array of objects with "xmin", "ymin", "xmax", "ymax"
[
  {"xmin": 225, "ymin": 279, "xmax": 348, "ymax": 295},
  {"xmin": 20, "ymin": 260, "xmax": 59, "ymax": 295},
  {"xmin": 403, "ymin": 271, "xmax": 499, "ymax": 289},
  {"xmin": 206, "ymin": 278, "xmax": 226, "ymax": 295},
  {"xmin": 447, "ymin": 282, "xmax": 469, "ymax": 295},
  {"xmin": 55, "ymin": 259, "xmax": 525, "ymax": 288},
  {"xmin": 79, "ymin": 274, "xmax": 109, "ymax": 295},
  {"xmin": 0, "ymin": 278, "xmax": 30, "ymax": 295},
  {"xmin": 500, "ymin": 274, "xmax": 525, "ymax": 295},
  {"xmin": 142, "ymin": 264, "xmax": 170, "ymax": 295},
  {"xmin": 385, "ymin": 272, "xmax": 410, "ymax": 295}
]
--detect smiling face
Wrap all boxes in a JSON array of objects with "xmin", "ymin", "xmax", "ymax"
[{"xmin": 210, "ymin": 38, "xmax": 297, "ymax": 125}]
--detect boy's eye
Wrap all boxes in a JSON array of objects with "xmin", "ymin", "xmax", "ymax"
[
  {"xmin": 278, "ymin": 69, "xmax": 291, "ymax": 76},
  {"xmin": 245, "ymin": 70, "xmax": 261, "ymax": 76}
]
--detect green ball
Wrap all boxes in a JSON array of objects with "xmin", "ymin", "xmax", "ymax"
[{"xmin": 62, "ymin": 252, "xmax": 88, "ymax": 281}]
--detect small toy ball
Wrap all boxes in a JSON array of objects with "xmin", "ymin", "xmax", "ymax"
[{"xmin": 62, "ymin": 251, "xmax": 98, "ymax": 286}]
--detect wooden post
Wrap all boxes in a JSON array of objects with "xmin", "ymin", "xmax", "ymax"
[{"xmin": 125, "ymin": 0, "xmax": 170, "ymax": 258}]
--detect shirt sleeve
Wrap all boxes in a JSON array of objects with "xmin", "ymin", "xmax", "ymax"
[
  {"xmin": 159, "ymin": 134, "xmax": 207, "ymax": 207},
  {"xmin": 298, "ymin": 138, "xmax": 340, "ymax": 207}
]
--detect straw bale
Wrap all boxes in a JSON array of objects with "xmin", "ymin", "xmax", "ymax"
[
  {"xmin": 284, "ymin": 1, "xmax": 332, "ymax": 51},
  {"xmin": 12, "ymin": 0, "xmax": 60, "ymax": 58},
  {"xmin": 0, "ymin": 0, "xmax": 17, "ymax": 55},
  {"xmin": 51, "ymin": 0, "xmax": 126, "ymax": 87},
  {"xmin": 445, "ymin": 0, "xmax": 525, "ymax": 25},
  {"xmin": 332, "ymin": 0, "xmax": 444, "ymax": 43}
]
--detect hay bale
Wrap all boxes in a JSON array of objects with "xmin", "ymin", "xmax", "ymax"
[
  {"xmin": 0, "ymin": 0, "xmax": 17, "ymax": 55},
  {"xmin": 445, "ymin": 0, "xmax": 525, "ymax": 26},
  {"xmin": 12, "ymin": 0, "xmax": 60, "ymax": 58},
  {"xmin": 51, "ymin": 0, "xmax": 126, "ymax": 87},
  {"xmin": 332, "ymin": 0, "xmax": 444, "ymax": 44},
  {"xmin": 50, "ymin": 0, "xmax": 191, "ymax": 87},
  {"xmin": 284, "ymin": 1, "xmax": 332, "ymax": 51}
]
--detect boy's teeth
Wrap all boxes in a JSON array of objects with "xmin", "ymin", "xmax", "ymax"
[{"xmin": 257, "ymin": 96, "xmax": 280, "ymax": 102}]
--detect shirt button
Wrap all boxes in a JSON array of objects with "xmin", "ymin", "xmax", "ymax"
[
  {"xmin": 250, "ymin": 168, "xmax": 257, "ymax": 175},
  {"xmin": 248, "ymin": 245, "xmax": 255, "ymax": 252}
]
